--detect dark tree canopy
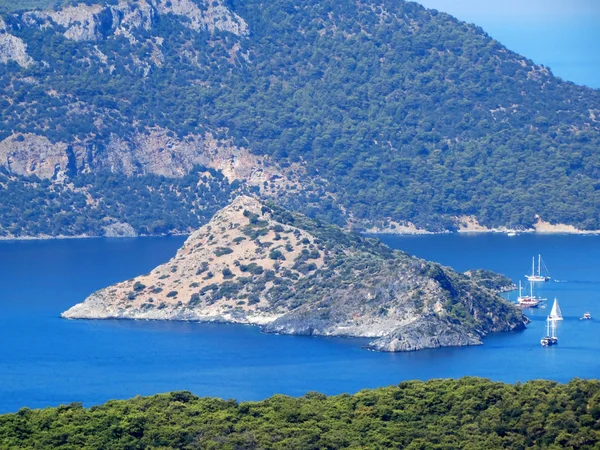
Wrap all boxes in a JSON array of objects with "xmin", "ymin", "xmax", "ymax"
[{"xmin": 1, "ymin": 378, "xmax": 599, "ymax": 449}]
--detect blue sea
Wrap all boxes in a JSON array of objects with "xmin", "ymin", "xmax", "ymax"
[{"xmin": 0, "ymin": 234, "xmax": 599, "ymax": 413}]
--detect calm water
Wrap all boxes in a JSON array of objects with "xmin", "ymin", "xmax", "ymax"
[{"xmin": 0, "ymin": 234, "xmax": 599, "ymax": 413}]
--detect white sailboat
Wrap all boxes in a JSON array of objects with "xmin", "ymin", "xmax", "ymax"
[
  {"xmin": 541, "ymin": 317, "xmax": 558, "ymax": 346},
  {"xmin": 548, "ymin": 298, "xmax": 563, "ymax": 321},
  {"xmin": 526, "ymin": 255, "xmax": 551, "ymax": 282}
]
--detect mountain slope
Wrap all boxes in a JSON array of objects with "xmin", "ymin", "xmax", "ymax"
[
  {"xmin": 63, "ymin": 195, "xmax": 525, "ymax": 352},
  {"xmin": 1, "ymin": 0, "xmax": 599, "ymax": 237}
]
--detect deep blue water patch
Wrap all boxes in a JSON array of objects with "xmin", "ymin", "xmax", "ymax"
[{"xmin": 0, "ymin": 234, "xmax": 599, "ymax": 413}]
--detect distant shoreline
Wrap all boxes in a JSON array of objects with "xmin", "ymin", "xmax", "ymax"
[
  {"xmin": 368, "ymin": 229, "xmax": 600, "ymax": 237},
  {"xmin": 2, "ymin": 228, "xmax": 600, "ymax": 242},
  {"xmin": 0, "ymin": 233, "xmax": 189, "ymax": 242},
  {"xmin": 364, "ymin": 217, "xmax": 600, "ymax": 236}
]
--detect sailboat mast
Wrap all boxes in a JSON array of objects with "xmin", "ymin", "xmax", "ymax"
[
  {"xmin": 538, "ymin": 254, "xmax": 541, "ymax": 277},
  {"xmin": 532, "ymin": 257, "xmax": 535, "ymax": 277},
  {"xmin": 519, "ymin": 280, "xmax": 522, "ymax": 297}
]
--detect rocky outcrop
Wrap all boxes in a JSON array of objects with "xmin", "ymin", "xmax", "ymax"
[
  {"xmin": 0, "ymin": 134, "xmax": 69, "ymax": 179},
  {"xmin": 0, "ymin": 18, "xmax": 33, "ymax": 67},
  {"xmin": 153, "ymin": 0, "xmax": 249, "ymax": 35},
  {"xmin": 25, "ymin": 4, "xmax": 107, "ymax": 41},
  {"xmin": 94, "ymin": 129, "xmax": 277, "ymax": 182},
  {"xmin": 22, "ymin": 0, "xmax": 248, "ymax": 42},
  {"xmin": 103, "ymin": 222, "xmax": 138, "ymax": 238},
  {"xmin": 366, "ymin": 316, "xmax": 481, "ymax": 352},
  {"xmin": 63, "ymin": 196, "xmax": 526, "ymax": 352},
  {"xmin": 0, "ymin": 128, "xmax": 283, "ymax": 184}
]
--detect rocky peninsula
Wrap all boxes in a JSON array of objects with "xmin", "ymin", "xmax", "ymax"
[{"xmin": 62, "ymin": 196, "xmax": 526, "ymax": 351}]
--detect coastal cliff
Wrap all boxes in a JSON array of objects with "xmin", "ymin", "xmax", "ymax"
[{"xmin": 62, "ymin": 196, "xmax": 525, "ymax": 352}]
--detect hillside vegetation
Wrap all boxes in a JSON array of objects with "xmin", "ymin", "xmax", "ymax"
[
  {"xmin": 1, "ymin": 0, "xmax": 599, "ymax": 236},
  {"xmin": 0, "ymin": 1, "xmax": 61, "ymax": 12},
  {"xmin": 0, "ymin": 0, "xmax": 104, "ymax": 12},
  {"xmin": 0, "ymin": 168, "xmax": 239, "ymax": 237},
  {"xmin": 1, "ymin": 378, "xmax": 599, "ymax": 449}
]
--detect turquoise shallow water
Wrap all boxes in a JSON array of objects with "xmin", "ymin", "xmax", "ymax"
[{"xmin": 0, "ymin": 234, "xmax": 599, "ymax": 413}]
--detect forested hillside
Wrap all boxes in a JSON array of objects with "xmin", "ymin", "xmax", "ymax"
[
  {"xmin": 1, "ymin": 378, "xmax": 599, "ymax": 449},
  {"xmin": 1, "ymin": 0, "xmax": 599, "ymax": 237},
  {"xmin": 0, "ymin": 1, "xmax": 64, "ymax": 12}
]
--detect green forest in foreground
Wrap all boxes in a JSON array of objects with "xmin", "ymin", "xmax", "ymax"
[{"xmin": 1, "ymin": 378, "xmax": 599, "ymax": 449}]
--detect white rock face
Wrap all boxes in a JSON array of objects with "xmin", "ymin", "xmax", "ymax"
[
  {"xmin": 103, "ymin": 222, "xmax": 138, "ymax": 238},
  {"xmin": 0, "ymin": 134, "xmax": 69, "ymax": 179},
  {"xmin": 0, "ymin": 18, "xmax": 34, "ymax": 67},
  {"xmin": 152, "ymin": 0, "xmax": 249, "ymax": 35},
  {"xmin": 94, "ymin": 129, "xmax": 279, "ymax": 183},
  {"xmin": 24, "ymin": 3, "xmax": 151, "ymax": 42},
  {"xmin": 0, "ymin": 128, "xmax": 283, "ymax": 184},
  {"xmin": 112, "ymin": 1, "xmax": 155, "ymax": 34},
  {"xmin": 22, "ymin": 0, "xmax": 248, "ymax": 42},
  {"xmin": 43, "ymin": 4, "xmax": 105, "ymax": 41}
]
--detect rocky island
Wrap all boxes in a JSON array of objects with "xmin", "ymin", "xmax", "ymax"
[{"xmin": 62, "ymin": 196, "xmax": 526, "ymax": 351}]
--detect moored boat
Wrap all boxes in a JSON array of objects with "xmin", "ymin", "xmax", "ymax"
[
  {"xmin": 581, "ymin": 312, "xmax": 592, "ymax": 320},
  {"xmin": 517, "ymin": 280, "xmax": 545, "ymax": 308},
  {"xmin": 541, "ymin": 317, "xmax": 558, "ymax": 346},
  {"xmin": 526, "ymin": 254, "xmax": 551, "ymax": 282}
]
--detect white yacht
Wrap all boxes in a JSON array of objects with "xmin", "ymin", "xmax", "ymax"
[
  {"xmin": 541, "ymin": 317, "xmax": 558, "ymax": 346},
  {"xmin": 526, "ymin": 254, "xmax": 551, "ymax": 282}
]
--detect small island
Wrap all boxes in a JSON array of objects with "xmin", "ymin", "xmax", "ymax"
[{"xmin": 63, "ymin": 196, "xmax": 525, "ymax": 351}]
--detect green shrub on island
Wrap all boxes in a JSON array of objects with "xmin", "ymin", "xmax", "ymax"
[
  {"xmin": 214, "ymin": 247, "xmax": 234, "ymax": 257},
  {"xmin": 269, "ymin": 249, "xmax": 285, "ymax": 261},
  {"xmin": 239, "ymin": 263, "xmax": 264, "ymax": 275},
  {"xmin": 0, "ymin": 378, "xmax": 599, "ymax": 449}
]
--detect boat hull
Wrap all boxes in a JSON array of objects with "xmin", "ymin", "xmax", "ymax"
[
  {"xmin": 540, "ymin": 336, "xmax": 558, "ymax": 346},
  {"xmin": 518, "ymin": 303, "xmax": 540, "ymax": 308},
  {"xmin": 526, "ymin": 275, "xmax": 550, "ymax": 282}
]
